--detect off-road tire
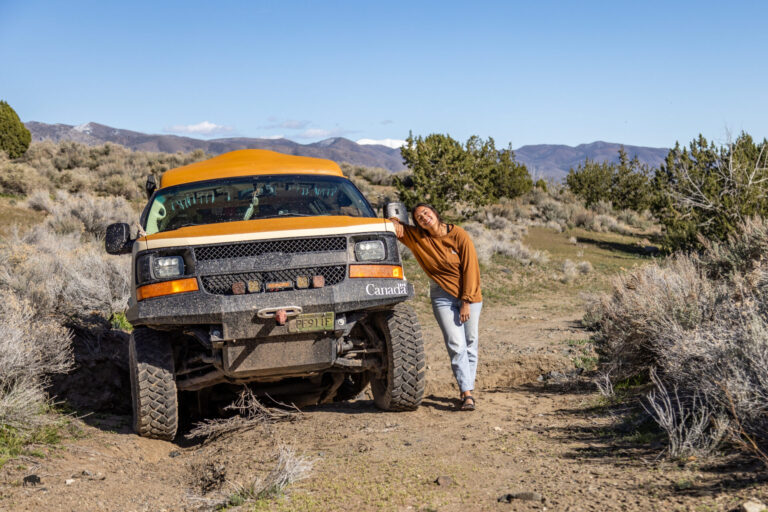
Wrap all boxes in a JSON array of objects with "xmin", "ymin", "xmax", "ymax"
[
  {"xmin": 129, "ymin": 327, "xmax": 178, "ymax": 440},
  {"xmin": 370, "ymin": 303, "xmax": 425, "ymax": 411}
]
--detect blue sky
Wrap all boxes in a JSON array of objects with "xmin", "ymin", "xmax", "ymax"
[{"xmin": 1, "ymin": 0, "xmax": 766, "ymax": 148}]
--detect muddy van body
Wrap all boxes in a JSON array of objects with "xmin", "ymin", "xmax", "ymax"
[{"xmin": 106, "ymin": 149, "xmax": 425, "ymax": 439}]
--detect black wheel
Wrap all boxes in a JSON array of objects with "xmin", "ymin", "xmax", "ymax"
[
  {"xmin": 129, "ymin": 327, "xmax": 178, "ymax": 440},
  {"xmin": 370, "ymin": 303, "xmax": 425, "ymax": 411}
]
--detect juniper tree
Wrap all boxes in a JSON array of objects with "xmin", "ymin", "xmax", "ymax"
[{"xmin": 0, "ymin": 101, "xmax": 31, "ymax": 159}]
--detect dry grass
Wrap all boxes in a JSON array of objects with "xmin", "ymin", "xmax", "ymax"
[
  {"xmin": 186, "ymin": 388, "xmax": 302, "ymax": 441},
  {"xmin": 226, "ymin": 445, "xmax": 315, "ymax": 505},
  {"xmin": 188, "ymin": 445, "xmax": 315, "ymax": 509}
]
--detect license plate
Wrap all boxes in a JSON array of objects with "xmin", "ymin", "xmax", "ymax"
[{"xmin": 288, "ymin": 312, "xmax": 335, "ymax": 333}]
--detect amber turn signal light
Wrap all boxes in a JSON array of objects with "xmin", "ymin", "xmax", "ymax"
[
  {"xmin": 137, "ymin": 277, "xmax": 199, "ymax": 301},
  {"xmin": 349, "ymin": 264, "xmax": 404, "ymax": 279}
]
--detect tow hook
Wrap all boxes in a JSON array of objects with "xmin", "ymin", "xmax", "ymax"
[{"xmin": 256, "ymin": 306, "xmax": 303, "ymax": 325}]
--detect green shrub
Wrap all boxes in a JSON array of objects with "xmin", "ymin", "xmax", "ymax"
[
  {"xmin": 396, "ymin": 132, "xmax": 531, "ymax": 217},
  {"xmin": 650, "ymin": 132, "xmax": 768, "ymax": 251},
  {"xmin": 566, "ymin": 147, "xmax": 653, "ymax": 212},
  {"xmin": 0, "ymin": 101, "xmax": 31, "ymax": 159}
]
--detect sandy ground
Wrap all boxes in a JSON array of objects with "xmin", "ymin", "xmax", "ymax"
[{"xmin": 2, "ymin": 295, "xmax": 768, "ymax": 511}]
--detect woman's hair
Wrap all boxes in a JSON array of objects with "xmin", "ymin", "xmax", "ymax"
[{"xmin": 411, "ymin": 203, "xmax": 444, "ymax": 235}]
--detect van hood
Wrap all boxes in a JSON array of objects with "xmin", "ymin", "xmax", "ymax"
[{"xmin": 138, "ymin": 216, "xmax": 395, "ymax": 250}]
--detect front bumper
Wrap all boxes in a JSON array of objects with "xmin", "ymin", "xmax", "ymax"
[{"xmin": 126, "ymin": 277, "xmax": 413, "ymax": 340}]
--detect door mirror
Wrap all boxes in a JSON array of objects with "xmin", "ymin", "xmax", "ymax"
[
  {"xmin": 384, "ymin": 201, "xmax": 410, "ymax": 225},
  {"xmin": 145, "ymin": 175, "xmax": 157, "ymax": 199},
  {"xmin": 105, "ymin": 223, "xmax": 133, "ymax": 255}
]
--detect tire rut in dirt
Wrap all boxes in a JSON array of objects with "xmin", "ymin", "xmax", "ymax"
[
  {"xmin": 371, "ymin": 303, "xmax": 426, "ymax": 411},
  {"xmin": 129, "ymin": 327, "xmax": 178, "ymax": 440}
]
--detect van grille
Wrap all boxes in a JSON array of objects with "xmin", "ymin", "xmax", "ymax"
[
  {"xmin": 201, "ymin": 265, "xmax": 346, "ymax": 295},
  {"xmin": 195, "ymin": 237, "xmax": 347, "ymax": 261}
]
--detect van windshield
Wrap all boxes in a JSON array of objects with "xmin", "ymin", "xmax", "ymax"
[{"xmin": 143, "ymin": 175, "xmax": 376, "ymax": 235}]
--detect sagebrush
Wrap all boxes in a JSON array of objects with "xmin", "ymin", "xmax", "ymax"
[{"xmin": 587, "ymin": 217, "xmax": 768, "ymax": 457}]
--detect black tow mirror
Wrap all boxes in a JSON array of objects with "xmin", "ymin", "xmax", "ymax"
[
  {"xmin": 145, "ymin": 175, "xmax": 157, "ymax": 199},
  {"xmin": 384, "ymin": 201, "xmax": 410, "ymax": 225},
  {"xmin": 105, "ymin": 223, "xmax": 134, "ymax": 255}
]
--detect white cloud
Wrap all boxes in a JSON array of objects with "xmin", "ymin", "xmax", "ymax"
[
  {"xmin": 164, "ymin": 121, "xmax": 233, "ymax": 136},
  {"xmin": 357, "ymin": 138, "xmax": 407, "ymax": 149},
  {"xmin": 259, "ymin": 134, "xmax": 285, "ymax": 140}
]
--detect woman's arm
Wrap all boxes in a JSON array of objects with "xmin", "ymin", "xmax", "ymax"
[
  {"xmin": 388, "ymin": 217, "xmax": 405, "ymax": 239},
  {"xmin": 456, "ymin": 229, "xmax": 482, "ymax": 322}
]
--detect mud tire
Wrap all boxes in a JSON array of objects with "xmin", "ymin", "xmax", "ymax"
[
  {"xmin": 129, "ymin": 327, "xmax": 178, "ymax": 440},
  {"xmin": 370, "ymin": 303, "xmax": 425, "ymax": 411}
]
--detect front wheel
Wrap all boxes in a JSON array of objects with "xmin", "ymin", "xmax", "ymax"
[
  {"xmin": 129, "ymin": 327, "xmax": 178, "ymax": 440},
  {"xmin": 370, "ymin": 303, "xmax": 425, "ymax": 411}
]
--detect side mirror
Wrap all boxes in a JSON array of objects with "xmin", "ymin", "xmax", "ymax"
[
  {"xmin": 145, "ymin": 175, "xmax": 157, "ymax": 199},
  {"xmin": 384, "ymin": 201, "xmax": 410, "ymax": 225},
  {"xmin": 105, "ymin": 223, "xmax": 134, "ymax": 255}
]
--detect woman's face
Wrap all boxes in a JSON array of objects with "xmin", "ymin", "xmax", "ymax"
[{"xmin": 413, "ymin": 206, "xmax": 438, "ymax": 230}]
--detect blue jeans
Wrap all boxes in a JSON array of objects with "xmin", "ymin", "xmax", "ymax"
[{"xmin": 430, "ymin": 282, "xmax": 482, "ymax": 393}]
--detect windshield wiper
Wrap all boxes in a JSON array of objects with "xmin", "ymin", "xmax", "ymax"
[{"xmin": 257, "ymin": 213, "xmax": 314, "ymax": 219}]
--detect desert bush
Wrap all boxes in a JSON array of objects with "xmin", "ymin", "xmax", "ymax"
[
  {"xmin": 26, "ymin": 189, "xmax": 54, "ymax": 213},
  {"xmin": 643, "ymin": 370, "xmax": 729, "ymax": 459},
  {"xmin": 560, "ymin": 260, "xmax": 578, "ymax": 284},
  {"xmin": 587, "ymin": 217, "xmax": 768, "ymax": 456},
  {"xmin": 617, "ymin": 208, "xmax": 654, "ymax": 230},
  {"xmin": 0, "ymin": 225, "xmax": 131, "ymax": 322},
  {"xmin": 462, "ymin": 221, "xmax": 547, "ymax": 265},
  {"xmin": 590, "ymin": 200, "xmax": 614, "ymax": 216},
  {"xmin": 0, "ymin": 290, "xmax": 73, "ymax": 430},
  {"xmin": 1, "ymin": 141, "xmax": 207, "ymax": 200},
  {"xmin": 586, "ymin": 255, "xmax": 716, "ymax": 379},
  {"xmin": 341, "ymin": 163, "xmax": 398, "ymax": 186}
]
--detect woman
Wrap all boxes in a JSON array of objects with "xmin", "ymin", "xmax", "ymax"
[{"xmin": 389, "ymin": 203, "xmax": 482, "ymax": 411}]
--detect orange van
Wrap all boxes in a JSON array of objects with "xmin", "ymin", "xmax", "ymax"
[{"xmin": 105, "ymin": 149, "xmax": 425, "ymax": 440}]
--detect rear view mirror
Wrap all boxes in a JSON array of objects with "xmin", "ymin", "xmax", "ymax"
[
  {"xmin": 384, "ymin": 201, "xmax": 410, "ymax": 225},
  {"xmin": 105, "ymin": 223, "xmax": 133, "ymax": 255}
]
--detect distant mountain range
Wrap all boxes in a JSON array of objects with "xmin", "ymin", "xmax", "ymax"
[
  {"xmin": 25, "ymin": 121, "xmax": 670, "ymax": 179},
  {"xmin": 515, "ymin": 141, "xmax": 669, "ymax": 180}
]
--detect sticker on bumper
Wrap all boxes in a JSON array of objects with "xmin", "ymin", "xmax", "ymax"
[{"xmin": 365, "ymin": 282, "xmax": 408, "ymax": 296}]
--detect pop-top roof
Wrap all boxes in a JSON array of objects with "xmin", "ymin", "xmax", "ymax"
[{"xmin": 159, "ymin": 149, "xmax": 344, "ymax": 188}]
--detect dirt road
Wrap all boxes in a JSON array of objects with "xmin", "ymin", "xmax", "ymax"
[{"xmin": 2, "ymin": 297, "xmax": 767, "ymax": 511}]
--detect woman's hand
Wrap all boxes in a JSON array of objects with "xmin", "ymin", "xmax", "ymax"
[
  {"xmin": 459, "ymin": 300, "xmax": 471, "ymax": 323},
  {"xmin": 388, "ymin": 217, "xmax": 404, "ymax": 238}
]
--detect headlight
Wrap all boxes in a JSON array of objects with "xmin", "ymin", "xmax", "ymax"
[
  {"xmin": 354, "ymin": 240, "xmax": 385, "ymax": 261},
  {"xmin": 152, "ymin": 256, "xmax": 184, "ymax": 279}
]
